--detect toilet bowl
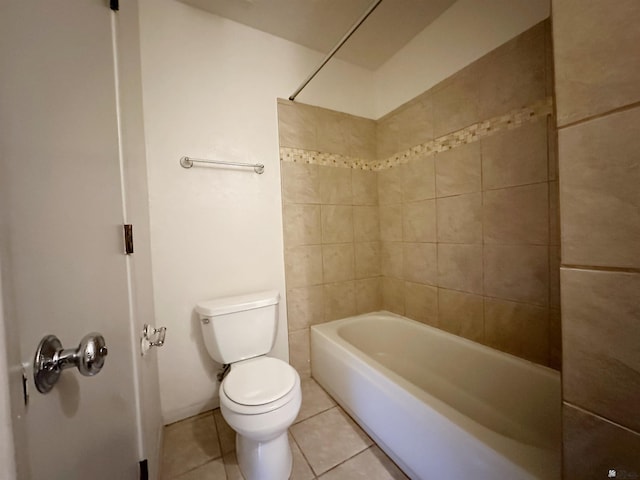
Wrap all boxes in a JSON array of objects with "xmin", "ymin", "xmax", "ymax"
[
  {"xmin": 219, "ymin": 357, "xmax": 301, "ymax": 480},
  {"xmin": 195, "ymin": 291, "xmax": 301, "ymax": 480}
]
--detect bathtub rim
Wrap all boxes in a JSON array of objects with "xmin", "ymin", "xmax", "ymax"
[{"xmin": 312, "ymin": 310, "xmax": 560, "ymax": 379}]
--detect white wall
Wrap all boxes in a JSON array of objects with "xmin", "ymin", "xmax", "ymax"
[
  {"xmin": 373, "ymin": 0, "xmax": 550, "ymax": 117},
  {"xmin": 138, "ymin": 0, "xmax": 375, "ymax": 423}
]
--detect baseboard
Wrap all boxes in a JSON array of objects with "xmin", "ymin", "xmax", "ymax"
[{"xmin": 162, "ymin": 397, "xmax": 219, "ymax": 425}]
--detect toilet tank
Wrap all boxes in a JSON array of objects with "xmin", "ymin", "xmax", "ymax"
[{"xmin": 196, "ymin": 290, "xmax": 279, "ymax": 364}]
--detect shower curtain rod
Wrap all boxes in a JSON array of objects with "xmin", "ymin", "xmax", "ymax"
[{"xmin": 288, "ymin": 0, "xmax": 384, "ymax": 101}]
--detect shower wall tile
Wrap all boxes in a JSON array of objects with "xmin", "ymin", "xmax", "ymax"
[
  {"xmin": 549, "ymin": 308, "xmax": 561, "ymax": 371},
  {"xmin": 437, "ymin": 244, "xmax": 483, "ymax": 295},
  {"xmin": 484, "ymin": 297, "xmax": 549, "ymax": 365},
  {"xmin": 321, "ymin": 205, "xmax": 353, "ymax": 244},
  {"xmin": 404, "ymin": 282, "xmax": 438, "ymax": 326},
  {"xmin": 285, "ymin": 245, "xmax": 323, "ymax": 288},
  {"xmin": 355, "ymin": 278, "xmax": 382, "ymax": 314},
  {"xmin": 481, "ymin": 20, "xmax": 545, "ymax": 70},
  {"xmin": 402, "ymin": 242, "xmax": 437, "ymax": 286},
  {"xmin": 559, "ymin": 106, "xmax": 640, "ymax": 269},
  {"xmin": 282, "ymin": 162, "xmax": 320, "ymax": 205},
  {"xmin": 377, "ymin": 167, "xmax": 403, "ymax": 205},
  {"xmin": 382, "ymin": 277, "xmax": 404, "ymax": 315},
  {"xmin": 552, "ymin": 0, "xmax": 640, "ymax": 126},
  {"xmin": 354, "ymin": 242, "xmax": 380, "ymax": 279},
  {"xmin": 353, "ymin": 206, "xmax": 379, "ymax": 242},
  {"xmin": 432, "ymin": 70, "xmax": 479, "ymax": 137},
  {"xmin": 352, "ymin": 169, "xmax": 378, "ymax": 206},
  {"xmin": 347, "ymin": 117, "xmax": 377, "ymax": 160},
  {"xmin": 316, "ymin": 111, "xmax": 350, "ymax": 157},
  {"xmin": 544, "ymin": 20, "xmax": 555, "ymax": 98},
  {"xmin": 481, "ymin": 119, "xmax": 548, "ymax": 190},
  {"xmin": 322, "ymin": 244, "xmax": 355, "ymax": 283},
  {"xmin": 437, "ymin": 288, "xmax": 484, "ymax": 343},
  {"xmin": 434, "ymin": 141, "xmax": 482, "ymax": 197},
  {"xmin": 286, "ymin": 286, "xmax": 324, "ymax": 332},
  {"xmin": 402, "ymin": 200, "xmax": 436, "ymax": 243},
  {"xmin": 555, "ymin": 3, "xmax": 640, "ymax": 473},
  {"xmin": 376, "ymin": 95, "xmax": 433, "ymax": 158},
  {"xmin": 563, "ymin": 403, "xmax": 640, "ymax": 480},
  {"xmin": 277, "ymin": 99, "xmax": 376, "ymax": 158},
  {"xmin": 277, "ymin": 101, "xmax": 318, "ymax": 150},
  {"xmin": 549, "ymin": 246, "xmax": 560, "ymax": 308},
  {"xmin": 483, "ymin": 245, "xmax": 549, "ymax": 305},
  {"xmin": 283, "ymin": 204, "xmax": 321, "ymax": 248},
  {"xmin": 380, "ymin": 242, "xmax": 403, "ymax": 279},
  {"xmin": 483, "ymin": 183, "xmax": 549, "ymax": 245},
  {"xmin": 476, "ymin": 23, "xmax": 545, "ymax": 119},
  {"xmin": 289, "ymin": 329, "xmax": 311, "ymax": 378},
  {"xmin": 561, "ymin": 268, "xmax": 640, "ymax": 433},
  {"xmin": 319, "ymin": 166, "xmax": 352, "ymax": 205},
  {"xmin": 323, "ymin": 281, "xmax": 356, "ymax": 322},
  {"xmin": 547, "ymin": 117, "xmax": 558, "ymax": 182},
  {"xmin": 401, "ymin": 156, "xmax": 436, "ymax": 202},
  {"xmin": 436, "ymin": 193, "xmax": 482, "ymax": 244},
  {"xmin": 379, "ymin": 205, "xmax": 403, "ymax": 241},
  {"xmin": 549, "ymin": 180, "xmax": 560, "ymax": 246}
]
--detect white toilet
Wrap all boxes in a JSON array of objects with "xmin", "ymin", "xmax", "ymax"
[{"xmin": 196, "ymin": 290, "xmax": 301, "ymax": 480}]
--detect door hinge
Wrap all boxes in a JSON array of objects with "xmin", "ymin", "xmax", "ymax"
[
  {"xmin": 139, "ymin": 459, "xmax": 148, "ymax": 480},
  {"xmin": 124, "ymin": 224, "xmax": 134, "ymax": 255},
  {"xmin": 110, "ymin": 0, "xmax": 119, "ymax": 11}
]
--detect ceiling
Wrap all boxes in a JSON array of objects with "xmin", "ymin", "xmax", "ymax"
[{"xmin": 178, "ymin": 0, "xmax": 457, "ymax": 70}]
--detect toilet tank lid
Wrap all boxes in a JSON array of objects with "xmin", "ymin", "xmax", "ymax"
[{"xmin": 196, "ymin": 290, "xmax": 279, "ymax": 317}]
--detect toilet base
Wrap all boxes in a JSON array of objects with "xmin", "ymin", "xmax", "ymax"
[{"xmin": 236, "ymin": 430, "xmax": 292, "ymax": 480}]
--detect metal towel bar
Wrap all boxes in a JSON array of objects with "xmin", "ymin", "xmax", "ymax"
[{"xmin": 180, "ymin": 156, "xmax": 264, "ymax": 174}]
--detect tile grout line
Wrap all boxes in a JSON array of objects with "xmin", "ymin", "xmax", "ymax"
[
  {"xmin": 315, "ymin": 444, "xmax": 379, "ymax": 479},
  {"xmin": 288, "ymin": 424, "xmax": 318, "ymax": 479}
]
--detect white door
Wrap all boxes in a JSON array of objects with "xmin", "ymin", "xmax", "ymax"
[{"xmin": 0, "ymin": 1, "xmax": 160, "ymax": 478}]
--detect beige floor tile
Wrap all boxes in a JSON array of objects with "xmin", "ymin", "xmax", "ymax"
[
  {"xmin": 289, "ymin": 433, "xmax": 315, "ymax": 480},
  {"xmin": 163, "ymin": 412, "xmax": 221, "ymax": 479},
  {"xmin": 222, "ymin": 452, "xmax": 244, "ymax": 480},
  {"xmin": 174, "ymin": 458, "xmax": 227, "ymax": 480},
  {"xmin": 291, "ymin": 407, "xmax": 372, "ymax": 476},
  {"xmin": 319, "ymin": 446, "xmax": 408, "ymax": 480},
  {"xmin": 213, "ymin": 409, "xmax": 236, "ymax": 455},
  {"xmin": 219, "ymin": 437, "xmax": 314, "ymax": 480},
  {"xmin": 295, "ymin": 377, "xmax": 337, "ymax": 424}
]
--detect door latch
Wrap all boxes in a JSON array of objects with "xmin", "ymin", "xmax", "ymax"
[{"xmin": 141, "ymin": 324, "xmax": 166, "ymax": 356}]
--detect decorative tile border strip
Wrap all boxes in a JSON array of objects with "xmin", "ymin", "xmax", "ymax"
[
  {"xmin": 280, "ymin": 97, "xmax": 554, "ymax": 171},
  {"xmin": 278, "ymin": 147, "xmax": 377, "ymax": 171}
]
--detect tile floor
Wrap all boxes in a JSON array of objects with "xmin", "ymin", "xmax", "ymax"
[{"xmin": 162, "ymin": 377, "xmax": 408, "ymax": 479}]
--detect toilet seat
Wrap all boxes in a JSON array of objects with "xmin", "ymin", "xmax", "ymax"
[{"xmin": 221, "ymin": 357, "xmax": 300, "ymax": 415}]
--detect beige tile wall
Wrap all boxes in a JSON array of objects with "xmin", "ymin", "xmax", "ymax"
[
  {"xmin": 279, "ymin": 100, "xmax": 379, "ymax": 377},
  {"xmin": 553, "ymin": 0, "xmax": 640, "ymax": 475},
  {"xmin": 279, "ymin": 21, "xmax": 560, "ymax": 376},
  {"xmin": 377, "ymin": 21, "xmax": 559, "ymax": 368}
]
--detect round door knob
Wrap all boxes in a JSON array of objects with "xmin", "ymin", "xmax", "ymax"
[{"xmin": 77, "ymin": 333, "xmax": 108, "ymax": 376}]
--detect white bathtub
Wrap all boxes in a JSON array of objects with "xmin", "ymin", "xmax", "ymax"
[{"xmin": 310, "ymin": 311, "xmax": 561, "ymax": 480}]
